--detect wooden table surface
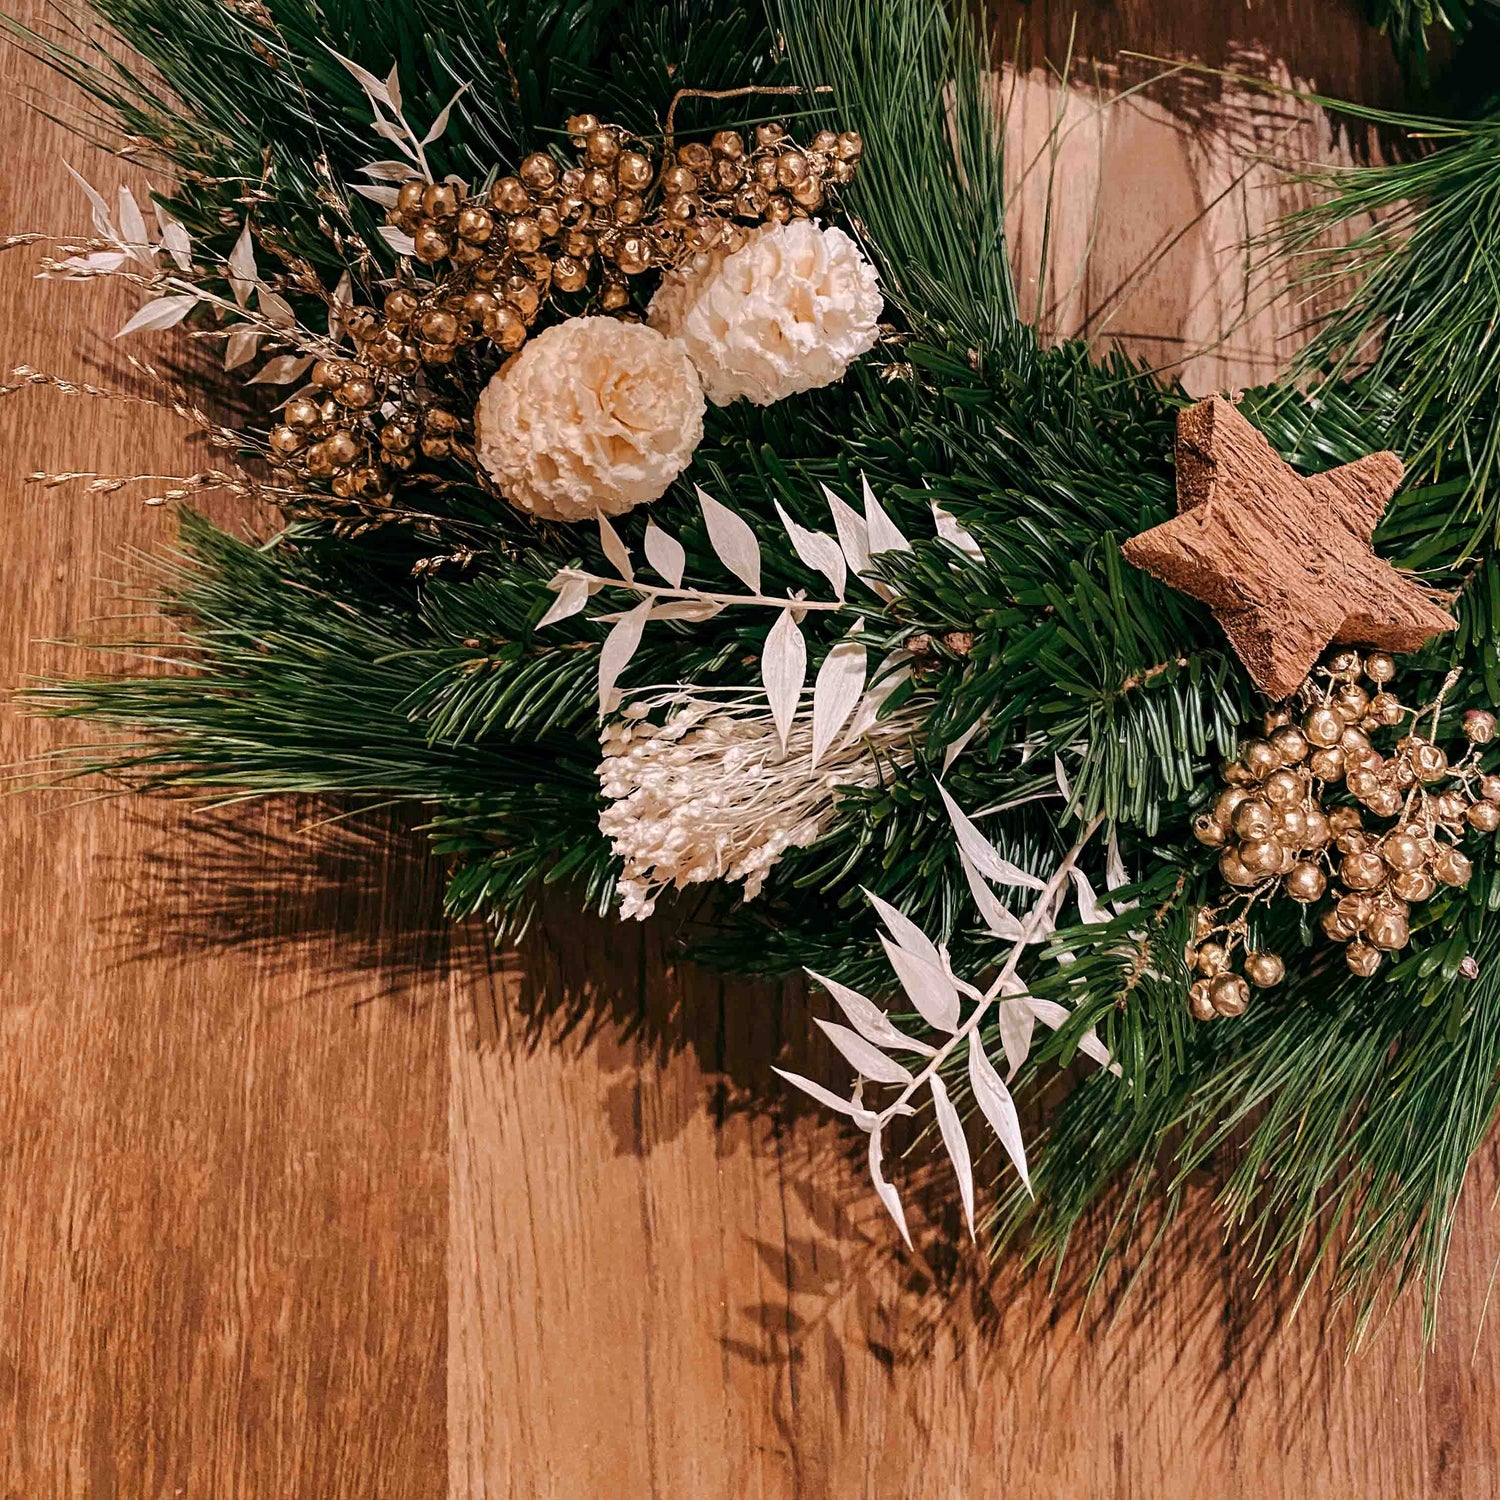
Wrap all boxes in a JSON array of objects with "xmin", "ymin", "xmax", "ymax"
[{"xmin": 4, "ymin": 2, "xmax": 1498, "ymax": 1495}]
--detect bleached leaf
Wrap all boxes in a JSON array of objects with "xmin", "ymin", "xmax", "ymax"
[
  {"xmin": 969, "ymin": 1039, "xmax": 1031, "ymax": 1191},
  {"xmin": 806, "ymin": 970, "xmax": 937, "ymax": 1057},
  {"xmin": 643, "ymin": 520, "xmax": 685, "ymax": 587},
  {"xmin": 869, "ymin": 1129, "xmax": 913, "ymax": 1248},
  {"xmin": 359, "ymin": 159, "xmax": 416, "ymax": 181},
  {"xmin": 597, "ymin": 515, "xmax": 634, "ymax": 583},
  {"xmin": 1027, "ymin": 999, "xmax": 1120, "ymax": 1075},
  {"xmin": 372, "ymin": 119, "xmax": 419, "ymax": 155},
  {"xmin": 384, "ymin": 62, "xmax": 402, "ymax": 114},
  {"xmin": 647, "ymin": 600, "xmax": 723, "ymax": 621},
  {"xmin": 223, "ymin": 325, "xmax": 263, "ymax": 370},
  {"xmin": 772, "ymin": 1067, "xmax": 878, "ymax": 1129},
  {"xmin": 247, "ymin": 354, "xmax": 314, "ymax": 385},
  {"xmin": 959, "ymin": 850, "xmax": 1027, "ymax": 942},
  {"xmin": 420, "ymin": 83, "xmax": 469, "ymax": 147},
  {"xmin": 328, "ymin": 271, "xmax": 354, "ymax": 341},
  {"xmin": 1106, "ymin": 827, "xmax": 1128, "ymax": 892},
  {"xmin": 931, "ymin": 500, "xmax": 983, "ymax": 560},
  {"xmin": 928, "ymin": 1071, "xmax": 974, "ymax": 1237},
  {"xmin": 352, "ymin": 181, "xmax": 402, "ymax": 207},
  {"xmin": 1025, "ymin": 998, "xmax": 1070, "ymax": 1029},
  {"xmin": 995, "ymin": 997, "xmax": 1036, "ymax": 1080},
  {"xmin": 840, "ymin": 655, "xmax": 910, "ymax": 748},
  {"xmin": 50, "ymin": 250, "xmax": 128, "ymax": 276},
  {"xmin": 1070, "ymin": 868, "xmax": 1107, "ymax": 925},
  {"xmin": 762, "ymin": 608, "xmax": 806, "ymax": 752},
  {"xmin": 815, "ymin": 1019, "xmax": 913, "ymax": 1086},
  {"xmin": 227, "ymin": 221, "xmax": 257, "ymax": 306},
  {"xmin": 822, "ymin": 483, "xmax": 871, "ymax": 578},
  {"xmin": 115, "ymin": 293, "xmax": 197, "ymax": 337},
  {"xmin": 1054, "ymin": 754, "xmax": 1072, "ymax": 806},
  {"xmin": 116, "ymin": 186, "xmax": 149, "ymax": 260},
  {"xmin": 810, "ymin": 639, "xmax": 865, "ymax": 769},
  {"xmin": 936, "ymin": 783, "xmax": 1046, "ymax": 891},
  {"xmin": 64, "ymin": 162, "xmax": 116, "ymax": 240},
  {"xmin": 864, "ymin": 888, "xmax": 944, "ymax": 972},
  {"xmin": 941, "ymin": 716, "xmax": 985, "ymax": 774},
  {"xmin": 597, "ymin": 597, "xmax": 651, "ymax": 714},
  {"xmin": 879, "ymin": 934, "xmax": 960, "ymax": 1034},
  {"xmin": 378, "ymin": 226, "xmax": 417, "ymax": 257},
  {"xmin": 697, "ymin": 486, "xmax": 761, "ymax": 594},
  {"xmin": 256, "ymin": 287, "xmax": 296, "ymax": 327},
  {"xmin": 862, "ymin": 475, "xmax": 911, "ymax": 555},
  {"xmin": 537, "ymin": 574, "xmax": 589, "ymax": 628},
  {"xmin": 774, "ymin": 500, "xmax": 846, "ymax": 599},
  {"xmin": 156, "ymin": 210, "xmax": 193, "ymax": 271},
  {"xmin": 1104, "ymin": 825, "xmax": 1137, "ymax": 915},
  {"xmin": 324, "ymin": 43, "xmax": 394, "ymax": 107},
  {"xmin": 1024, "ymin": 893, "xmax": 1059, "ymax": 946}
]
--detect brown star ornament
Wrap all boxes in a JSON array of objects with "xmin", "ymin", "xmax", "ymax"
[{"xmin": 1121, "ymin": 396, "xmax": 1456, "ymax": 699}]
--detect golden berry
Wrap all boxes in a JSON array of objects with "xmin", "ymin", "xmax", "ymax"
[
  {"xmin": 1210, "ymin": 974, "xmax": 1250, "ymax": 1017},
  {"xmin": 421, "ymin": 182, "xmax": 458, "ymax": 219},
  {"xmin": 519, "ymin": 152, "xmax": 558, "ymax": 192},
  {"xmin": 1244, "ymin": 951, "xmax": 1285, "ymax": 988},
  {"xmin": 412, "ymin": 224, "xmax": 452, "ymax": 263},
  {"xmin": 1285, "ymin": 861, "xmax": 1326, "ymax": 903}
]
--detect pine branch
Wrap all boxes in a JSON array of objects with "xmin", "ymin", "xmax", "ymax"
[
  {"xmin": 775, "ymin": 0, "xmax": 1017, "ymax": 351},
  {"xmin": 1272, "ymin": 102, "xmax": 1500, "ymax": 552}
]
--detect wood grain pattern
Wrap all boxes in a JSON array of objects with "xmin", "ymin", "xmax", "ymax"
[
  {"xmin": 450, "ymin": 8, "xmax": 1500, "ymax": 1498},
  {"xmin": 5, "ymin": 2, "xmax": 1500, "ymax": 1496},
  {"xmin": 0, "ymin": 7, "xmax": 447, "ymax": 1495}
]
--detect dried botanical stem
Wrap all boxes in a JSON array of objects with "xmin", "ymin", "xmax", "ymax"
[
  {"xmin": 661, "ymin": 83, "xmax": 832, "ymax": 145},
  {"xmin": 875, "ymin": 812, "xmax": 1106, "ymax": 1131},
  {"xmin": 1117, "ymin": 657, "xmax": 1189, "ymax": 693},
  {"xmin": 573, "ymin": 569, "xmax": 846, "ymax": 613},
  {"xmin": 1426, "ymin": 667, "xmax": 1463, "ymax": 739}
]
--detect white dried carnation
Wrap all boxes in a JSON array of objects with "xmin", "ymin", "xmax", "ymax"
[
  {"xmin": 474, "ymin": 316, "xmax": 705, "ymax": 521},
  {"xmin": 648, "ymin": 221, "xmax": 882, "ymax": 407},
  {"xmin": 599, "ymin": 690, "xmax": 918, "ymax": 920}
]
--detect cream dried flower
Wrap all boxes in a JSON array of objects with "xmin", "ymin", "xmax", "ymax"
[
  {"xmin": 598, "ymin": 688, "xmax": 918, "ymax": 920},
  {"xmin": 474, "ymin": 316, "xmax": 705, "ymax": 521},
  {"xmin": 648, "ymin": 221, "xmax": 882, "ymax": 407}
]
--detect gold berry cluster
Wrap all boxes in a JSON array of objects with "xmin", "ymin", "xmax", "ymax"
[
  {"xmin": 1186, "ymin": 649, "xmax": 1496, "ymax": 1020},
  {"xmin": 265, "ymin": 356, "xmax": 463, "ymax": 506},
  {"xmin": 265, "ymin": 112, "xmax": 862, "ymax": 513},
  {"xmin": 373, "ymin": 115, "xmax": 862, "ymax": 360}
]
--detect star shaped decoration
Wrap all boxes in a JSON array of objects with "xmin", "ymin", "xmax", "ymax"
[{"xmin": 1121, "ymin": 396, "xmax": 1456, "ymax": 699}]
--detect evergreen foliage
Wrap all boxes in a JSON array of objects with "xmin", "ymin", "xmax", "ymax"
[
  {"xmin": 1278, "ymin": 102, "xmax": 1500, "ymax": 553},
  {"xmin": 14, "ymin": 0, "xmax": 1500, "ymax": 1337},
  {"xmin": 1362, "ymin": 0, "xmax": 1500, "ymax": 77}
]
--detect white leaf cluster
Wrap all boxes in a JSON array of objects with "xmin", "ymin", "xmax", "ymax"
[
  {"xmin": 50, "ymin": 168, "xmax": 201, "ymax": 340},
  {"xmin": 598, "ymin": 689, "xmax": 921, "ymax": 920},
  {"xmin": 777, "ymin": 792, "xmax": 1119, "ymax": 1247},
  {"xmin": 324, "ymin": 47, "xmax": 468, "ymax": 188},
  {"xmin": 539, "ymin": 477, "xmax": 929, "ymax": 722},
  {"xmin": 50, "ymin": 168, "xmax": 320, "ymax": 386},
  {"xmin": 50, "ymin": 165, "xmax": 193, "ymax": 285}
]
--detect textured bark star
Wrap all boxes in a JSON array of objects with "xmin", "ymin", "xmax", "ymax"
[{"xmin": 1122, "ymin": 396, "xmax": 1456, "ymax": 699}]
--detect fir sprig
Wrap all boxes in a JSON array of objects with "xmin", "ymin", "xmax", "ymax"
[
  {"xmin": 776, "ymin": 0, "xmax": 1017, "ymax": 352},
  {"xmin": 1274, "ymin": 102, "xmax": 1500, "ymax": 552},
  {"xmin": 16, "ymin": 0, "xmax": 1500, "ymax": 1339}
]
